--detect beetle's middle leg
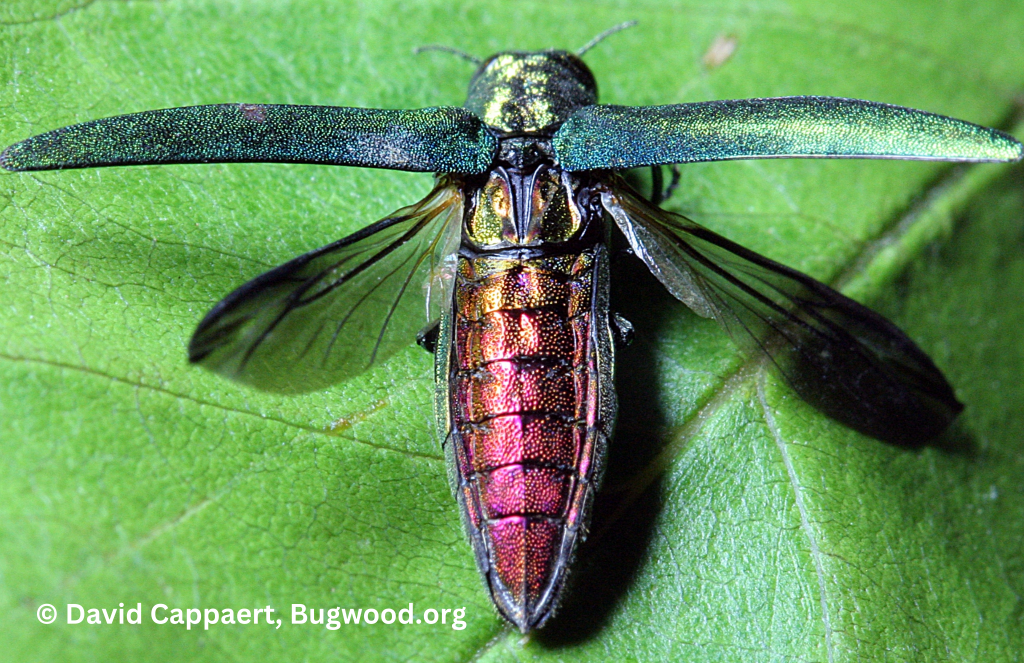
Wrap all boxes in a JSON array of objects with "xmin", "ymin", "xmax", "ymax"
[{"xmin": 649, "ymin": 165, "xmax": 681, "ymax": 206}]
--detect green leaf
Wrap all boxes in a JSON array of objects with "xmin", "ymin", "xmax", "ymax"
[{"xmin": 1, "ymin": 1, "xmax": 1022, "ymax": 661}]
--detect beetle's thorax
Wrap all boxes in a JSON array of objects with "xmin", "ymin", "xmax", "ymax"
[
  {"xmin": 463, "ymin": 163, "xmax": 575, "ymax": 249},
  {"xmin": 465, "ymin": 51, "xmax": 597, "ymax": 135},
  {"xmin": 461, "ymin": 154, "xmax": 606, "ymax": 253}
]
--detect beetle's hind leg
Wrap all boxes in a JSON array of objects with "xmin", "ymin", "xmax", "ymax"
[
  {"xmin": 611, "ymin": 312, "xmax": 635, "ymax": 348},
  {"xmin": 416, "ymin": 321, "xmax": 441, "ymax": 353},
  {"xmin": 649, "ymin": 165, "xmax": 681, "ymax": 206}
]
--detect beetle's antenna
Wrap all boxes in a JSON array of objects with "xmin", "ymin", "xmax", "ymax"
[
  {"xmin": 576, "ymin": 20, "xmax": 638, "ymax": 57},
  {"xmin": 413, "ymin": 45, "xmax": 482, "ymax": 65}
]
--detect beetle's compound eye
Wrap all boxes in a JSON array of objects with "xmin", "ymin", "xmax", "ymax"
[{"xmin": 466, "ymin": 172, "xmax": 514, "ymax": 246}]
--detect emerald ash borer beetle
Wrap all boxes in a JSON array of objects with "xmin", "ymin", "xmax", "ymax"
[{"xmin": 3, "ymin": 23, "xmax": 1021, "ymax": 632}]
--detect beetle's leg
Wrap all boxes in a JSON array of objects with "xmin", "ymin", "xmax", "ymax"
[
  {"xmin": 611, "ymin": 246, "xmax": 636, "ymax": 266},
  {"xmin": 650, "ymin": 165, "xmax": 664, "ymax": 206},
  {"xmin": 649, "ymin": 165, "xmax": 682, "ymax": 206},
  {"xmin": 663, "ymin": 165, "xmax": 681, "ymax": 202},
  {"xmin": 611, "ymin": 312, "xmax": 635, "ymax": 348},
  {"xmin": 416, "ymin": 321, "xmax": 441, "ymax": 354}
]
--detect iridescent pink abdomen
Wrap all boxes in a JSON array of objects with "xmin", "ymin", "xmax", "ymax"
[{"xmin": 436, "ymin": 248, "xmax": 614, "ymax": 630}]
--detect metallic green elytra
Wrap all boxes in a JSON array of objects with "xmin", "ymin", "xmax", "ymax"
[
  {"xmin": 3, "ymin": 25, "xmax": 1022, "ymax": 633},
  {"xmin": 552, "ymin": 98, "xmax": 1024, "ymax": 169},
  {"xmin": 0, "ymin": 104, "xmax": 496, "ymax": 173}
]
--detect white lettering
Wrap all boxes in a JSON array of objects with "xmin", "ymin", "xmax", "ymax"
[
  {"xmin": 399, "ymin": 603, "xmax": 413, "ymax": 624},
  {"xmin": 151, "ymin": 604, "xmax": 168, "ymax": 624},
  {"xmin": 67, "ymin": 604, "xmax": 84, "ymax": 624},
  {"xmin": 291, "ymin": 604, "xmax": 307, "ymax": 624},
  {"xmin": 127, "ymin": 603, "xmax": 142, "ymax": 625}
]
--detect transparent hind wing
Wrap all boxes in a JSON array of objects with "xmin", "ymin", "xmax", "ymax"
[
  {"xmin": 602, "ymin": 180, "xmax": 962, "ymax": 446},
  {"xmin": 189, "ymin": 178, "xmax": 463, "ymax": 393}
]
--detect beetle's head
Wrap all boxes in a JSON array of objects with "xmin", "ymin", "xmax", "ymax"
[{"xmin": 465, "ymin": 50, "xmax": 597, "ymax": 136}]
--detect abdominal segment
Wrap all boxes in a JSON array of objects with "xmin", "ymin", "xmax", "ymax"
[{"xmin": 440, "ymin": 248, "xmax": 613, "ymax": 630}]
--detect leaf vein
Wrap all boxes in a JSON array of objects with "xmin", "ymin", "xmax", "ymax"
[
  {"xmin": 758, "ymin": 376, "xmax": 835, "ymax": 663},
  {"xmin": 0, "ymin": 351, "xmax": 443, "ymax": 461}
]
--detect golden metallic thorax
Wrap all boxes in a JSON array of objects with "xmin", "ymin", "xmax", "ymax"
[
  {"xmin": 464, "ymin": 168, "xmax": 582, "ymax": 248},
  {"xmin": 475, "ymin": 54, "xmax": 561, "ymax": 133},
  {"xmin": 464, "ymin": 51, "xmax": 597, "ymax": 135}
]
